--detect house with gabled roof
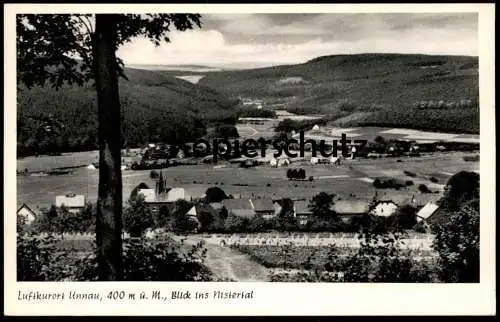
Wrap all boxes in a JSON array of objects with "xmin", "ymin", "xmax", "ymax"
[
  {"xmin": 17, "ymin": 204, "xmax": 38, "ymax": 225},
  {"xmin": 55, "ymin": 193, "xmax": 85, "ymax": 213},
  {"xmin": 222, "ymin": 198, "xmax": 256, "ymax": 219},
  {"xmin": 331, "ymin": 199, "xmax": 371, "ymax": 223},
  {"xmin": 251, "ymin": 198, "xmax": 276, "ymax": 218},
  {"xmin": 369, "ymin": 200, "xmax": 398, "ymax": 217},
  {"xmin": 293, "ymin": 199, "xmax": 313, "ymax": 226}
]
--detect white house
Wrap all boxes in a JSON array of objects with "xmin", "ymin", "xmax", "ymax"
[
  {"xmin": 370, "ymin": 201, "xmax": 398, "ymax": 217},
  {"xmin": 17, "ymin": 204, "xmax": 37, "ymax": 225},
  {"xmin": 55, "ymin": 193, "xmax": 85, "ymax": 213},
  {"xmin": 277, "ymin": 158, "xmax": 290, "ymax": 167}
]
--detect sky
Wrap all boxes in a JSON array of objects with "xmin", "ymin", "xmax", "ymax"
[{"xmin": 117, "ymin": 13, "xmax": 478, "ymax": 69}]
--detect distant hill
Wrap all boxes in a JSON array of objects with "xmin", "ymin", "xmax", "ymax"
[
  {"xmin": 197, "ymin": 53, "xmax": 479, "ymax": 133},
  {"xmin": 128, "ymin": 64, "xmax": 223, "ymax": 72},
  {"xmin": 17, "ymin": 68, "xmax": 239, "ymax": 156}
]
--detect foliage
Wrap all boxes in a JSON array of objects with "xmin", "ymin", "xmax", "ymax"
[
  {"xmin": 130, "ymin": 182, "xmax": 150, "ymax": 200},
  {"xmin": 390, "ymin": 204, "xmax": 418, "ymax": 230},
  {"xmin": 463, "ymin": 155, "xmax": 479, "ymax": 162},
  {"xmin": 123, "ymin": 194, "xmax": 154, "ymax": 237},
  {"xmin": 17, "ymin": 13, "xmax": 207, "ymax": 281},
  {"xmin": 429, "ymin": 176, "xmax": 439, "ymax": 183},
  {"xmin": 418, "ymin": 184, "xmax": 432, "ymax": 194},
  {"xmin": 286, "ymin": 168, "xmax": 306, "ymax": 180},
  {"xmin": 237, "ymin": 107, "xmax": 276, "ymax": 118},
  {"xmin": 224, "ymin": 214, "xmax": 249, "ymax": 233},
  {"xmin": 277, "ymin": 198, "xmax": 295, "ymax": 218},
  {"xmin": 150, "ymin": 170, "xmax": 159, "ymax": 181},
  {"xmin": 30, "ymin": 204, "xmax": 95, "ymax": 234},
  {"xmin": 404, "ymin": 170, "xmax": 417, "ymax": 177},
  {"xmin": 309, "ymin": 192, "xmax": 335, "ymax": 217},
  {"xmin": 247, "ymin": 216, "xmax": 267, "ymax": 233},
  {"xmin": 199, "ymin": 53, "xmax": 478, "ymax": 134},
  {"xmin": 233, "ymin": 233, "xmax": 438, "ymax": 283},
  {"xmin": 17, "ymin": 235, "xmax": 213, "ymax": 281},
  {"xmin": 373, "ymin": 178, "xmax": 406, "ymax": 190},
  {"xmin": 17, "ymin": 14, "xmax": 238, "ymax": 157},
  {"xmin": 432, "ymin": 199, "xmax": 479, "ymax": 282},
  {"xmin": 204, "ymin": 187, "xmax": 228, "ymax": 203},
  {"xmin": 17, "ymin": 233, "xmax": 58, "ymax": 281},
  {"xmin": 440, "ymin": 171, "xmax": 479, "ymax": 212},
  {"xmin": 325, "ymin": 232, "xmax": 437, "ymax": 282},
  {"xmin": 198, "ymin": 210, "xmax": 215, "ymax": 229},
  {"xmin": 173, "ymin": 216, "xmax": 200, "ymax": 233}
]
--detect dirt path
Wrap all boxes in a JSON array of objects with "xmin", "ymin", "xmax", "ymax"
[{"xmin": 173, "ymin": 236, "xmax": 270, "ymax": 282}]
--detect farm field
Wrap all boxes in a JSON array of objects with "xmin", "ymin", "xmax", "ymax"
[
  {"xmin": 196, "ymin": 231, "xmax": 435, "ymax": 250},
  {"xmin": 16, "ymin": 150, "xmax": 478, "ymax": 211},
  {"xmin": 17, "ymin": 149, "xmax": 142, "ymax": 173},
  {"xmin": 177, "ymin": 232, "xmax": 438, "ymax": 281},
  {"xmin": 235, "ymin": 118, "xmax": 480, "ymax": 143}
]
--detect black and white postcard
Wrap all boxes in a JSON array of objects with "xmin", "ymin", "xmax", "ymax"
[{"xmin": 4, "ymin": 3, "xmax": 496, "ymax": 316}]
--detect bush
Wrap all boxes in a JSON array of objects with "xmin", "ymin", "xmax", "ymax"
[
  {"xmin": 17, "ymin": 233, "xmax": 59, "ymax": 281},
  {"xmin": 123, "ymin": 194, "xmax": 154, "ymax": 237},
  {"xmin": 405, "ymin": 180, "xmax": 414, "ymax": 186},
  {"xmin": 463, "ymin": 155, "xmax": 479, "ymax": 162},
  {"xmin": 404, "ymin": 170, "xmax": 417, "ymax": 177},
  {"xmin": 432, "ymin": 200, "xmax": 479, "ymax": 282},
  {"xmin": 17, "ymin": 234, "xmax": 214, "ymax": 281},
  {"xmin": 30, "ymin": 204, "xmax": 95, "ymax": 234},
  {"xmin": 418, "ymin": 184, "xmax": 432, "ymax": 194},
  {"xmin": 440, "ymin": 171, "xmax": 479, "ymax": 212},
  {"xmin": 325, "ymin": 232, "xmax": 437, "ymax": 282},
  {"xmin": 204, "ymin": 187, "xmax": 228, "ymax": 203},
  {"xmin": 373, "ymin": 178, "xmax": 406, "ymax": 190},
  {"xmin": 429, "ymin": 176, "xmax": 439, "ymax": 183},
  {"xmin": 224, "ymin": 214, "xmax": 249, "ymax": 233},
  {"xmin": 150, "ymin": 170, "xmax": 159, "ymax": 180}
]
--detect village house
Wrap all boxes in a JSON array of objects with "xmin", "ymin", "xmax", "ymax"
[
  {"xmin": 17, "ymin": 203, "xmax": 38, "ymax": 225},
  {"xmin": 222, "ymin": 198, "xmax": 256, "ymax": 219},
  {"xmin": 184, "ymin": 205, "xmax": 202, "ymax": 230},
  {"xmin": 55, "ymin": 193, "xmax": 85, "ymax": 213},
  {"xmin": 369, "ymin": 200, "xmax": 399, "ymax": 217},
  {"xmin": 331, "ymin": 199, "xmax": 370, "ymax": 223},
  {"xmin": 251, "ymin": 198, "xmax": 277, "ymax": 219},
  {"xmin": 293, "ymin": 200, "xmax": 313, "ymax": 226}
]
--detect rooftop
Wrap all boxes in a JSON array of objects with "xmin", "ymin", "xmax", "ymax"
[
  {"xmin": 252, "ymin": 198, "xmax": 275, "ymax": 212},
  {"xmin": 294, "ymin": 200, "xmax": 313, "ymax": 215},
  {"xmin": 55, "ymin": 194, "xmax": 85, "ymax": 208},
  {"xmin": 332, "ymin": 200, "xmax": 370, "ymax": 215},
  {"xmin": 416, "ymin": 202, "xmax": 440, "ymax": 220},
  {"xmin": 222, "ymin": 198, "xmax": 256, "ymax": 218}
]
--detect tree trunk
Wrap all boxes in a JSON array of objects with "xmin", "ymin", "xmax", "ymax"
[{"xmin": 94, "ymin": 14, "xmax": 123, "ymax": 280}]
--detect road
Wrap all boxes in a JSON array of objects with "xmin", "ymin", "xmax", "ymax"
[{"xmin": 173, "ymin": 235, "xmax": 270, "ymax": 282}]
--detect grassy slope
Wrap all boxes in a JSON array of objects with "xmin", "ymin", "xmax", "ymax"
[{"xmin": 197, "ymin": 54, "xmax": 479, "ymax": 133}]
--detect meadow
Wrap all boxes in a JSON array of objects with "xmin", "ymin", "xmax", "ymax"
[{"xmin": 16, "ymin": 149, "xmax": 478, "ymax": 211}]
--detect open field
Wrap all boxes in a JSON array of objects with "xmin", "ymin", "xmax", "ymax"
[{"xmin": 17, "ymin": 150, "xmax": 478, "ymax": 210}]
